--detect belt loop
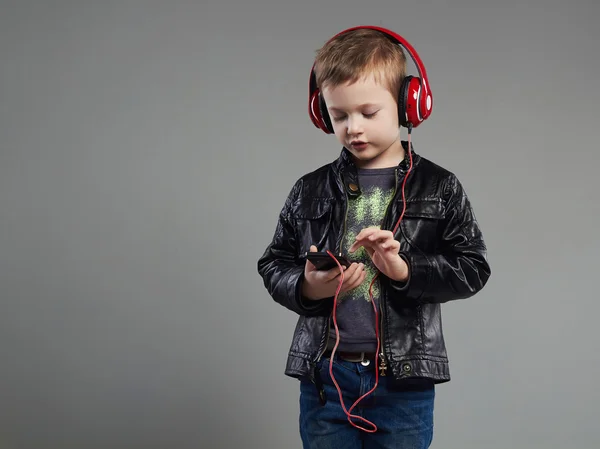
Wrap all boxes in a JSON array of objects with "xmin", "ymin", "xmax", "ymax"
[{"xmin": 341, "ymin": 351, "xmax": 367, "ymax": 363}]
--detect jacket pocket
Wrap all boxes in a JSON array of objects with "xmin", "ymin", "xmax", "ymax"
[
  {"xmin": 290, "ymin": 198, "xmax": 334, "ymax": 255},
  {"xmin": 399, "ymin": 199, "xmax": 445, "ymax": 252}
]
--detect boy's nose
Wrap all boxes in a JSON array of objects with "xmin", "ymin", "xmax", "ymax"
[{"xmin": 346, "ymin": 117, "xmax": 363, "ymax": 135}]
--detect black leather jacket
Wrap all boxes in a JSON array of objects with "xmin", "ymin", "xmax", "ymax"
[{"xmin": 257, "ymin": 142, "xmax": 491, "ymax": 384}]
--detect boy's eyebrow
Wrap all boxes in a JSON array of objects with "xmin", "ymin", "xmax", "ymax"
[{"xmin": 329, "ymin": 103, "xmax": 380, "ymax": 112}]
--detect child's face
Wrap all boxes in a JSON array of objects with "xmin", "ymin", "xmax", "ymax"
[{"xmin": 321, "ymin": 74, "xmax": 404, "ymax": 169}]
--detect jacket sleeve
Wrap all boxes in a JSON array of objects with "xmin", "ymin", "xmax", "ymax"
[
  {"xmin": 257, "ymin": 181, "xmax": 333, "ymax": 316},
  {"xmin": 387, "ymin": 174, "xmax": 491, "ymax": 304}
]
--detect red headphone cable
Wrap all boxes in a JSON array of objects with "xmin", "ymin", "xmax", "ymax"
[{"xmin": 325, "ymin": 127, "xmax": 414, "ymax": 432}]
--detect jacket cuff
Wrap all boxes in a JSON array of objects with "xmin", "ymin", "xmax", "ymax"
[
  {"xmin": 391, "ymin": 253, "xmax": 411, "ymax": 291},
  {"xmin": 294, "ymin": 271, "xmax": 332, "ymax": 315},
  {"xmin": 390, "ymin": 251, "xmax": 429, "ymax": 300}
]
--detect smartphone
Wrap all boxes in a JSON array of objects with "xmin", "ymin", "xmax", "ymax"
[{"xmin": 304, "ymin": 251, "xmax": 351, "ymax": 271}]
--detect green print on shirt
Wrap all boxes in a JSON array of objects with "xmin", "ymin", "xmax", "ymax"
[{"xmin": 339, "ymin": 184, "xmax": 395, "ymax": 303}]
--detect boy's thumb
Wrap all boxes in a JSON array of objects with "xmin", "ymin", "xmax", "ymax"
[{"xmin": 305, "ymin": 245, "xmax": 318, "ymax": 271}]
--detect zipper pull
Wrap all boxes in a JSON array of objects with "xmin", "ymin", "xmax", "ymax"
[{"xmin": 379, "ymin": 352, "xmax": 388, "ymax": 377}]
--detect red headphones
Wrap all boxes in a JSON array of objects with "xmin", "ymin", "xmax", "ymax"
[{"xmin": 308, "ymin": 25, "xmax": 433, "ymax": 134}]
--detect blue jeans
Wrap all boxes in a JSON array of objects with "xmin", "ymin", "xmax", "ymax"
[{"xmin": 299, "ymin": 354, "xmax": 435, "ymax": 449}]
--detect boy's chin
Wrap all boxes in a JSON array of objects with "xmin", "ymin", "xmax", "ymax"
[
  {"xmin": 350, "ymin": 152, "xmax": 383, "ymax": 168},
  {"xmin": 347, "ymin": 146, "xmax": 374, "ymax": 158},
  {"xmin": 350, "ymin": 152, "xmax": 373, "ymax": 162}
]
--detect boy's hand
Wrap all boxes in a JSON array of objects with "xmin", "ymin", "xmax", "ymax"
[
  {"xmin": 302, "ymin": 245, "xmax": 366, "ymax": 301},
  {"xmin": 349, "ymin": 228, "xmax": 409, "ymax": 282}
]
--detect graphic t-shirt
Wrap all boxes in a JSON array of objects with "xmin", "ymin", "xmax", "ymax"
[{"xmin": 327, "ymin": 166, "xmax": 396, "ymax": 353}]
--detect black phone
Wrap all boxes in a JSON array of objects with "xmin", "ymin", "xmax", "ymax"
[{"xmin": 304, "ymin": 251, "xmax": 351, "ymax": 271}]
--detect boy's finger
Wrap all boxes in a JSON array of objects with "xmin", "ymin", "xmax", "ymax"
[
  {"xmin": 348, "ymin": 241, "xmax": 360, "ymax": 252},
  {"xmin": 342, "ymin": 266, "xmax": 366, "ymax": 292},
  {"xmin": 381, "ymin": 239, "xmax": 400, "ymax": 251},
  {"xmin": 355, "ymin": 227, "xmax": 378, "ymax": 241},
  {"xmin": 349, "ymin": 239, "xmax": 371, "ymax": 252},
  {"xmin": 343, "ymin": 263, "xmax": 363, "ymax": 286},
  {"xmin": 325, "ymin": 263, "xmax": 354, "ymax": 284},
  {"xmin": 324, "ymin": 264, "xmax": 347, "ymax": 282},
  {"xmin": 305, "ymin": 259, "xmax": 316, "ymax": 272}
]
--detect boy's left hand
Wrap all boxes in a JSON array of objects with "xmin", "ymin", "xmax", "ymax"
[{"xmin": 349, "ymin": 227, "xmax": 409, "ymax": 282}]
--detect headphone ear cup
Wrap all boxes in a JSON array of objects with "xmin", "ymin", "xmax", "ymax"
[
  {"xmin": 319, "ymin": 93, "xmax": 334, "ymax": 134},
  {"xmin": 399, "ymin": 75, "xmax": 424, "ymax": 128},
  {"xmin": 398, "ymin": 75, "xmax": 412, "ymax": 128},
  {"xmin": 309, "ymin": 88, "xmax": 331, "ymax": 133}
]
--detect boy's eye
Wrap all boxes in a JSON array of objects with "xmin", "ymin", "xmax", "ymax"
[{"xmin": 331, "ymin": 111, "xmax": 378, "ymax": 122}]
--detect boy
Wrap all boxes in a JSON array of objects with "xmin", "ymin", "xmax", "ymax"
[{"xmin": 257, "ymin": 26, "xmax": 491, "ymax": 449}]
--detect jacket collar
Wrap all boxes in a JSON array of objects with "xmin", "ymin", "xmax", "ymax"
[{"xmin": 334, "ymin": 140, "xmax": 421, "ymax": 198}]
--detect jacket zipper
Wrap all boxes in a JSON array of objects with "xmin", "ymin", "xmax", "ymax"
[
  {"xmin": 337, "ymin": 186, "xmax": 350, "ymax": 256},
  {"xmin": 377, "ymin": 167, "xmax": 400, "ymax": 377},
  {"xmin": 315, "ymin": 167, "xmax": 399, "ymax": 374}
]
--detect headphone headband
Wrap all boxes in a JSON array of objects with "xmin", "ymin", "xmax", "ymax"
[{"xmin": 308, "ymin": 25, "xmax": 433, "ymax": 133}]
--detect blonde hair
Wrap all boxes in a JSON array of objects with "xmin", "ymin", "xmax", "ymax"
[{"xmin": 313, "ymin": 28, "xmax": 407, "ymax": 99}]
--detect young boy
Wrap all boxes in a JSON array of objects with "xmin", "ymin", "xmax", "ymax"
[{"xmin": 257, "ymin": 26, "xmax": 491, "ymax": 449}]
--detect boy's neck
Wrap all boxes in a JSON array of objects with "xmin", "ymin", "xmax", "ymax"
[
  {"xmin": 352, "ymin": 140, "xmax": 406, "ymax": 170},
  {"xmin": 354, "ymin": 159, "xmax": 403, "ymax": 170}
]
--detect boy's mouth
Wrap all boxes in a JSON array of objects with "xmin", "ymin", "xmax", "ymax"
[{"xmin": 350, "ymin": 141, "xmax": 368, "ymax": 149}]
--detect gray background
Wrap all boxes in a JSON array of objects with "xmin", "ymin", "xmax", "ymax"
[{"xmin": 1, "ymin": 0, "xmax": 598, "ymax": 448}]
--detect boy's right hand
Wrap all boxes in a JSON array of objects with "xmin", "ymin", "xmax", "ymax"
[{"xmin": 301, "ymin": 245, "xmax": 366, "ymax": 301}]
